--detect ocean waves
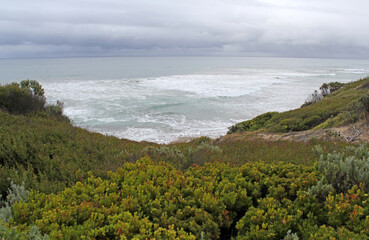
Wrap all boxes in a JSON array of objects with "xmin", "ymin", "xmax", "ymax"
[{"xmin": 2, "ymin": 57, "xmax": 368, "ymax": 143}]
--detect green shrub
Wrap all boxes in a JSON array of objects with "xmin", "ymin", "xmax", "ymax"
[
  {"xmin": 7, "ymin": 158, "xmax": 319, "ymax": 239},
  {"xmin": 302, "ymin": 115, "xmax": 323, "ymax": 129},
  {"xmin": 45, "ymin": 101, "xmax": 70, "ymax": 122},
  {"xmin": 315, "ymin": 144, "xmax": 369, "ymax": 193},
  {"xmin": 235, "ymin": 197, "xmax": 302, "ymax": 240},
  {"xmin": 0, "ymin": 80, "xmax": 70, "ymax": 123},
  {"xmin": 142, "ymin": 145, "xmax": 186, "ymax": 168},
  {"xmin": 0, "ymin": 83, "xmax": 45, "ymax": 114},
  {"xmin": 191, "ymin": 136, "xmax": 211, "ymax": 145},
  {"xmin": 309, "ymin": 225, "xmax": 366, "ymax": 240},
  {"xmin": 275, "ymin": 118, "xmax": 306, "ymax": 132},
  {"xmin": 19, "ymin": 80, "xmax": 45, "ymax": 97},
  {"xmin": 306, "ymin": 177, "xmax": 334, "ymax": 202},
  {"xmin": 359, "ymin": 93, "xmax": 369, "ymax": 112},
  {"xmin": 186, "ymin": 142, "xmax": 222, "ymax": 168},
  {"xmin": 6, "ymin": 157, "xmax": 369, "ymax": 239},
  {"xmin": 228, "ymin": 112, "xmax": 278, "ymax": 133},
  {"xmin": 0, "ymin": 182, "xmax": 48, "ymax": 240}
]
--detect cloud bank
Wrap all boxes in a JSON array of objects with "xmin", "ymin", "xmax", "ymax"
[{"xmin": 1, "ymin": 0, "xmax": 369, "ymax": 58}]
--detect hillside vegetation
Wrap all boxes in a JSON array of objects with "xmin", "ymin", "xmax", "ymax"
[
  {"xmin": 228, "ymin": 78, "xmax": 369, "ymax": 134},
  {"xmin": 4, "ymin": 147, "xmax": 369, "ymax": 239},
  {"xmin": 0, "ymin": 110, "xmax": 345, "ymax": 199},
  {"xmin": 0, "ymin": 79, "xmax": 369, "ymax": 239}
]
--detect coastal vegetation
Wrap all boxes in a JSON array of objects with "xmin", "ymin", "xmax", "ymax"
[
  {"xmin": 228, "ymin": 78, "xmax": 369, "ymax": 133},
  {"xmin": 0, "ymin": 78, "xmax": 369, "ymax": 239}
]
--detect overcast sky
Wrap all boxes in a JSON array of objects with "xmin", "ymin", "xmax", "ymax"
[{"xmin": 1, "ymin": 0, "xmax": 369, "ymax": 58}]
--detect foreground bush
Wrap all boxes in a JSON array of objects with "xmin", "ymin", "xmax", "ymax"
[
  {"xmin": 0, "ymin": 182, "xmax": 48, "ymax": 240},
  {"xmin": 3, "ymin": 157, "xmax": 367, "ymax": 239}
]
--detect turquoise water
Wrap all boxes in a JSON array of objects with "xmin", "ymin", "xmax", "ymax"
[{"xmin": 1, "ymin": 57, "xmax": 368, "ymax": 143}]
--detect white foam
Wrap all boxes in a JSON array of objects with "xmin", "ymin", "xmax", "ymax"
[
  {"xmin": 94, "ymin": 119, "xmax": 231, "ymax": 144},
  {"xmin": 138, "ymin": 73, "xmax": 286, "ymax": 98},
  {"xmin": 341, "ymin": 69, "xmax": 369, "ymax": 74}
]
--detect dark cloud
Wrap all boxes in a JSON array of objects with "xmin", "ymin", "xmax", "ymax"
[{"xmin": 1, "ymin": 0, "xmax": 369, "ymax": 58}]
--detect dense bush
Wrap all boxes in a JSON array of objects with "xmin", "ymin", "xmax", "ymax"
[
  {"xmin": 4, "ymin": 157, "xmax": 369, "ymax": 239},
  {"xmin": 228, "ymin": 112, "xmax": 278, "ymax": 134},
  {"xmin": 0, "ymin": 82, "xmax": 45, "ymax": 114},
  {"xmin": 315, "ymin": 144, "xmax": 369, "ymax": 194},
  {"xmin": 6, "ymin": 158, "xmax": 320, "ymax": 239},
  {"xmin": 359, "ymin": 93, "xmax": 369, "ymax": 115},
  {"xmin": 0, "ymin": 80, "xmax": 69, "ymax": 122},
  {"xmin": 0, "ymin": 182, "xmax": 48, "ymax": 240}
]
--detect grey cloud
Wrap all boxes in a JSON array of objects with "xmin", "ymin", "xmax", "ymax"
[{"xmin": 1, "ymin": 0, "xmax": 369, "ymax": 58}]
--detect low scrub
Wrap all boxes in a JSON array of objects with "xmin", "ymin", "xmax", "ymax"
[
  {"xmin": 228, "ymin": 112, "xmax": 277, "ymax": 134},
  {"xmin": 4, "ymin": 157, "xmax": 369, "ymax": 239},
  {"xmin": 228, "ymin": 78, "xmax": 369, "ymax": 134}
]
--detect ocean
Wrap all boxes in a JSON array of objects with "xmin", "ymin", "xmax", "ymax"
[{"xmin": 1, "ymin": 57, "xmax": 368, "ymax": 143}]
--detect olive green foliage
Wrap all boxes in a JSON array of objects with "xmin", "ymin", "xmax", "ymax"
[
  {"xmin": 0, "ymin": 80, "xmax": 68, "ymax": 122},
  {"xmin": 45, "ymin": 100, "xmax": 70, "ymax": 122},
  {"xmin": 359, "ymin": 93, "xmax": 369, "ymax": 113},
  {"xmin": 8, "ymin": 158, "xmax": 313, "ymax": 239},
  {"xmin": 6, "ymin": 158, "xmax": 369, "ymax": 239},
  {"xmin": 0, "ymin": 182, "xmax": 48, "ymax": 240},
  {"xmin": 228, "ymin": 112, "xmax": 277, "ymax": 134},
  {"xmin": 142, "ymin": 141, "xmax": 222, "ymax": 170},
  {"xmin": 2, "ymin": 102, "xmax": 339, "ymax": 200},
  {"xmin": 306, "ymin": 177, "xmax": 334, "ymax": 202},
  {"xmin": 0, "ymin": 111, "xmax": 156, "ymax": 198},
  {"xmin": 228, "ymin": 78, "xmax": 369, "ymax": 133},
  {"xmin": 0, "ymin": 81, "xmax": 45, "ymax": 114},
  {"xmin": 20, "ymin": 80, "xmax": 45, "ymax": 97}
]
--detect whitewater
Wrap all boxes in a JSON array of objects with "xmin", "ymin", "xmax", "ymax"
[{"xmin": 1, "ymin": 57, "xmax": 368, "ymax": 143}]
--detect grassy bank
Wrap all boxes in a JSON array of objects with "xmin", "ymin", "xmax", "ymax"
[{"xmin": 228, "ymin": 78, "xmax": 369, "ymax": 133}]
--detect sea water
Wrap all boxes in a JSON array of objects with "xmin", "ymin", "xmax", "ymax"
[{"xmin": 0, "ymin": 57, "xmax": 368, "ymax": 143}]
